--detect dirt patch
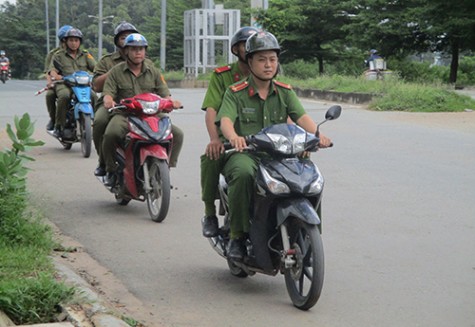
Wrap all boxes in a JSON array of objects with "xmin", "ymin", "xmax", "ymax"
[
  {"xmin": 381, "ymin": 110, "xmax": 475, "ymax": 134},
  {"xmin": 49, "ymin": 222, "xmax": 164, "ymax": 327}
]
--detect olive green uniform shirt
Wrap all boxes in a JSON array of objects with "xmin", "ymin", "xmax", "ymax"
[
  {"xmin": 216, "ymin": 76, "xmax": 306, "ymax": 137},
  {"xmin": 102, "ymin": 60, "xmax": 170, "ymax": 102},
  {"xmin": 92, "ymin": 52, "xmax": 125, "ymax": 84},
  {"xmin": 49, "ymin": 48, "xmax": 96, "ymax": 76},
  {"xmin": 44, "ymin": 47, "xmax": 61, "ymax": 73},
  {"xmin": 93, "ymin": 53, "xmax": 156, "ymax": 106},
  {"xmin": 201, "ymin": 62, "xmax": 245, "ymax": 112}
]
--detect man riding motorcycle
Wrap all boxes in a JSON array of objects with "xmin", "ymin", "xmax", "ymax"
[
  {"xmin": 200, "ymin": 26, "xmax": 259, "ymax": 238},
  {"xmin": 48, "ymin": 28, "xmax": 96, "ymax": 138},
  {"xmin": 43, "ymin": 25, "xmax": 72, "ymax": 131},
  {"xmin": 216, "ymin": 31, "xmax": 332, "ymax": 261},
  {"xmin": 0, "ymin": 50, "xmax": 12, "ymax": 78},
  {"xmin": 92, "ymin": 21, "xmax": 140, "ymax": 177},
  {"xmin": 101, "ymin": 33, "xmax": 182, "ymax": 186}
]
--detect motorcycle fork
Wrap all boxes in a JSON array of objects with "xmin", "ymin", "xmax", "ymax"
[
  {"xmin": 280, "ymin": 224, "xmax": 297, "ymax": 268},
  {"xmin": 142, "ymin": 160, "xmax": 152, "ymax": 193}
]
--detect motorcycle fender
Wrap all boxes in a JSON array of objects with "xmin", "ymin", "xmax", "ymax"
[
  {"xmin": 139, "ymin": 144, "xmax": 168, "ymax": 165},
  {"xmin": 276, "ymin": 198, "xmax": 320, "ymax": 226},
  {"xmin": 74, "ymin": 103, "xmax": 94, "ymax": 120}
]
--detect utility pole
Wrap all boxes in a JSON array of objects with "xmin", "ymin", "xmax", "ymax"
[
  {"xmin": 98, "ymin": 0, "xmax": 103, "ymax": 58},
  {"xmin": 88, "ymin": 0, "xmax": 114, "ymax": 59},
  {"xmin": 55, "ymin": 0, "xmax": 59, "ymax": 48},
  {"xmin": 160, "ymin": 0, "xmax": 166, "ymax": 70},
  {"xmin": 45, "ymin": 0, "xmax": 50, "ymax": 53}
]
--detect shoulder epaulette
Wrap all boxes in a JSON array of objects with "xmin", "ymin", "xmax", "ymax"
[
  {"xmin": 274, "ymin": 80, "xmax": 292, "ymax": 90},
  {"xmin": 230, "ymin": 81, "xmax": 249, "ymax": 93},
  {"xmin": 215, "ymin": 65, "xmax": 232, "ymax": 74}
]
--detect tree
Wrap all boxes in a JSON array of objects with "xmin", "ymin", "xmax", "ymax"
[
  {"xmin": 255, "ymin": 0, "xmax": 351, "ymax": 74},
  {"xmin": 341, "ymin": 0, "xmax": 475, "ymax": 83},
  {"xmin": 416, "ymin": 0, "xmax": 475, "ymax": 83}
]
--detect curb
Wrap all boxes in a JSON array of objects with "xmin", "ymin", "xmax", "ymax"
[
  {"xmin": 53, "ymin": 259, "xmax": 131, "ymax": 327},
  {"xmin": 167, "ymin": 79, "xmax": 374, "ymax": 104}
]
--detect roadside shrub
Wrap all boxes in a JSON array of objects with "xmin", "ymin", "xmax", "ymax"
[
  {"xmin": 281, "ymin": 59, "xmax": 319, "ymax": 80},
  {"xmin": 369, "ymin": 83, "xmax": 475, "ymax": 112}
]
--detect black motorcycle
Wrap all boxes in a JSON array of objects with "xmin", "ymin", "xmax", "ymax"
[{"xmin": 208, "ymin": 105, "xmax": 341, "ymax": 310}]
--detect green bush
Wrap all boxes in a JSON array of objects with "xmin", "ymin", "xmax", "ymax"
[
  {"xmin": 369, "ymin": 83, "xmax": 475, "ymax": 112},
  {"xmin": 281, "ymin": 59, "xmax": 319, "ymax": 80}
]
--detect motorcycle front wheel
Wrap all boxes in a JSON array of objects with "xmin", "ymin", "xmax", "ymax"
[
  {"xmin": 146, "ymin": 158, "xmax": 170, "ymax": 222},
  {"xmin": 1, "ymin": 73, "xmax": 5, "ymax": 83},
  {"xmin": 79, "ymin": 114, "xmax": 92, "ymax": 158},
  {"xmin": 284, "ymin": 219, "xmax": 324, "ymax": 310}
]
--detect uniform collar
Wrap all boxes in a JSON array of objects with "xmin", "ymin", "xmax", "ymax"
[
  {"xmin": 122, "ymin": 59, "xmax": 151, "ymax": 74},
  {"xmin": 111, "ymin": 51, "xmax": 126, "ymax": 61},
  {"xmin": 247, "ymin": 76, "xmax": 277, "ymax": 98}
]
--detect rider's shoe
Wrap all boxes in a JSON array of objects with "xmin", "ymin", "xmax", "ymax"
[
  {"xmin": 52, "ymin": 128, "xmax": 62, "ymax": 139},
  {"xmin": 94, "ymin": 165, "xmax": 106, "ymax": 177},
  {"xmin": 227, "ymin": 238, "xmax": 246, "ymax": 262},
  {"xmin": 202, "ymin": 215, "xmax": 219, "ymax": 238},
  {"xmin": 46, "ymin": 120, "xmax": 54, "ymax": 131},
  {"xmin": 104, "ymin": 172, "xmax": 117, "ymax": 187}
]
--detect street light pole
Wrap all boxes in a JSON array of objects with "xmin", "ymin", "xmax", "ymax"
[
  {"xmin": 55, "ymin": 0, "xmax": 59, "ymax": 48},
  {"xmin": 88, "ymin": 0, "xmax": 113, "ymax": 59},
  {"xmin": 45, "ymin": 0, "xmax": 50, "ymax": 54},
  {"xmin": 98, "ymin": 0, "xmax": 103, "ymax": 58},
  {"xmin": 160, "ymin": 0, "xmax": 166, "ymax": 70}
]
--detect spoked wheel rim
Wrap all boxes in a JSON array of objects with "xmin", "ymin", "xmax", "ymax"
[
  {"xmin": 284, "ymin": 220, "xmax": 324, "ymax": 310},
  {"xmin": 80, "ymin": 114, "xmax": 92, "ymax": 158},
  {"xmin": 146, "ymin": 159, "xmax": 170, "ymax": 222}
]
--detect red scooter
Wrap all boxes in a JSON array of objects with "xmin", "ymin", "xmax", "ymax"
[
  {"xmin": 0, "ymin": 62, "xmax": 9, "ymax": 83},
  {"xmin": 99, "ymin": 93, "xmax": 178, "ymax": 222}
]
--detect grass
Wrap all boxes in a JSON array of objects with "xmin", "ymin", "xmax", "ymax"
[
  {"xmin": 0, "ymin": 114, "xmax": 76, "ymax": 325},
  {"xmin": 164, "ymin": 70, "xmax": 475, "ymax": 112},
  {"xmin": 0, "ymin": 196, "xmax": 76, "ymax": 325}
]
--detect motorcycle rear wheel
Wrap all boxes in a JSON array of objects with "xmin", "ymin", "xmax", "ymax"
[
  {"xmin": 146, "ymin": 158, "xmax": 170, "ymax": 222},
  {"xmin": 79, "ymin": 114, "xmax": 92, "ymax": 158},
  {"xmin": 284, "ymin": 220, "xmax": 324, "ymax": 310}
]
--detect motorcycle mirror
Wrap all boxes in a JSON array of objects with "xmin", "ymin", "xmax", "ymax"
[
  {"xmin": 325, "ymin": 105, "xmax": 342, "ymax": 121},
  {"xmin": 316, "ymin": 105, "xmax": 342, "ymax": 136}
]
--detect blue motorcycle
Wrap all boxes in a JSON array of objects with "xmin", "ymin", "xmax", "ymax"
[{"xmin": 48, "ymin": 71, "xmax": 94, "ymax": 157}]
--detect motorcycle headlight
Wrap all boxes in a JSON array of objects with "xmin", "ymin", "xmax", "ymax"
[
  {"xmin": 129, "ymin": 121, "xmax": 148, "ymax": 139},
  {"xmin": 267, "ymin": 132, "xmax": 306, "ymax": 155},
  {"xmin": 138, "ymin": 99, "xmax": 160, "ymax": 115},
  {"xmin": 308, "ymin": 174, "xmax": 324, "ymax": 194},
  {"xmin": 260, "ymin": 166, "xmax": 290, "ymax": 195},
  {"xmin": 75, "ymin": 75, "xmax": 91, "ymax": 85}
]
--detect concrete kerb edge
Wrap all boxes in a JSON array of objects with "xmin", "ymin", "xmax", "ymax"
[
  {"xmin": 166, "ymin": 79, "xmax": 374, "ymax": 104},
  {"xmin": 53, "ymin": 259, "xmax": 130, "ymax": 327}
]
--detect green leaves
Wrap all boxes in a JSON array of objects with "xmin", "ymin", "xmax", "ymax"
[{"xmin": 0, "ymin": 113, "xmax": 44, "ymax": 194}]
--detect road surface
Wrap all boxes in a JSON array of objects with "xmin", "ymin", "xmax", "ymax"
[{"xmin": 1, "ymin": 80, "xmax": 474, "ymax": 327}]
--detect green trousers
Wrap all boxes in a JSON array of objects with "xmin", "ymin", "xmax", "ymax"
[
  {"xmin": 222, "ymin": 152, "xmax": 259, "ymax": 239},
  {"xmin": 200, "ymin": 153, "xmax": 226, "ymax": 216},
  {"xmin": 102, "ymin": 113, "xmax": 184, "ymax": 173},
  {"xmin": 92, "ymin": 104, "xmax": 112, "ymax": 167},
  {"xmin": 45, "ymin": 88, "xmax": 56, "ymax": 122}
]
